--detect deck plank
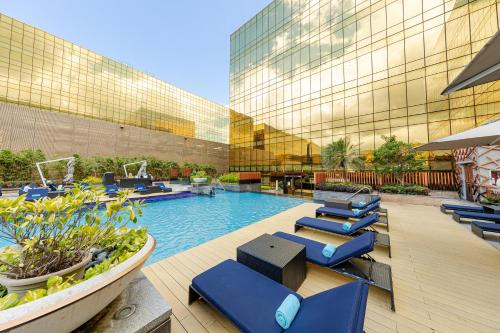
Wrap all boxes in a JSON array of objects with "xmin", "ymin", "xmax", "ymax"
[{"xmin": 144, "ymin": 201, "xmax": 500, "ymax": 333}]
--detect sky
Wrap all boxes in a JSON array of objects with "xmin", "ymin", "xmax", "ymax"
[{"xmin": 0, "ymin": 0, "xmax": 272, "ymax": 106}]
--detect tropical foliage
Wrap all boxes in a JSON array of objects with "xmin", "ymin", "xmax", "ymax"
[
  {"xmin": 218, "ymin": 173, "xmax": 240, "ymax": 184},
  {"xmin": 372, "ymin": 136, "xmax": 425, "ymax": 185},
  {"xmin": 0, "ymin": 149, "xmax": 217, "ymax": 186},
  {"xmin": 316, "ymin": 182, "xmax": 372, "ymax": 193},
  {"xmin": 379, "ymin": 184, "xmax": 430, "ymax": 195},
  {"xmin": 321, "ymin": 138, "xmax": 364, "ymax": 174},
  {"xmin": 0, "ymin": 188, "xmax": 143, "ymax": 279}
]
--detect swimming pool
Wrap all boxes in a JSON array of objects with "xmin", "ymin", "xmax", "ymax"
[{"xmin": 136, "ymin": 191, "xmax": 305, "ymax": 264}]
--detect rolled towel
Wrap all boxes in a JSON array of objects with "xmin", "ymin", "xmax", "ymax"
[
  {"xmin": 275, "ymin": 294, "xmax": 301, "ymax": 329},
  {"xmin": 352, "ymin": 209, "xmax": 361, "ymax": 216},
  {"xmin": 322, "ymin": 244, "xmax": 336, "ymax": 258},
  {"xmin": 343, "ymin": 222, "xmax": 352, "ymax": 231},
  {"xmin": 358, "ymin": 201, "xmax": 366, "ymax": 206}
]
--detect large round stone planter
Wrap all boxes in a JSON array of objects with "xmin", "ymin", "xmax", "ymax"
[
  {"xmin": 0, "ymin": 234, "xmax": 156, "ymax": 333},
  {"xmin": 0, "ymin": 252, "xmax": 92, "ymax": 298},
  {"xmin": 192, "ymin": 177, "xmax": 208, "ymax": 183}
]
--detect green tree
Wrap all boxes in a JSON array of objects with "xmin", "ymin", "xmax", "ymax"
[
  {"xmin": 372, "ymin": 135, "xmax": 424, "ymax": 185},
  {"xmin": 321, "ymin": 137, "xmax": 363, "ymax": 177}
]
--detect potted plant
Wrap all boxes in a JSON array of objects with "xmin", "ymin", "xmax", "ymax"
[
  {"xmin": 190, "ymin": 170, "xmax": 212, "ymax": 184},
  {"xmin": 0, "ymin": 188, "xmax": 154, "ymax": 331}
]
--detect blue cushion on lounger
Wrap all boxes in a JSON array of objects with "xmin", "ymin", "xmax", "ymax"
[
  {"xmin": 471, "ymin": 221, "xmax": 500, "ymax": 232},
  {"xmin": 192, "ymin": 259, "xmax": 369, "ymax": 333},
  {"xmin": 296, "ymin": 214, "xmax": 379, "ymax": 236},
  {"xmin": 317, "ymin": 202, "xmax": 379, "ymax": 218},
  {"xmin": 192, "ymin": 259, "xmax": 301, "ymax": 333},
  {"xmin": 352, "ymin": 196, "xmax": 381, "ymax": 209},
  {"xmin": 25, "ymin": 188, "xmax": 49, "ymax": 201},
  {"xmin": 441, "ymin": 204, "xmax": 483, "ymax": 212},
  {"xmin": 273, "ymin": 232, "xmax": 375, "ymax": 267},
  {"xmin": 105, "ymin": 184, "xmax": 118, "ymax": 194},
  {"xmin": 455, "ymin": 211, "xmax": 500, "ymax": 222},
  {"xmin": 287, "ymin": 281, "xmax": 369, "ymax": 333}
]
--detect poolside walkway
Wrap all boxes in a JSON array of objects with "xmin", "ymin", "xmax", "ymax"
[{"xmin": 143, "ymin": 201, "xmax": 500, "ymax": 333}]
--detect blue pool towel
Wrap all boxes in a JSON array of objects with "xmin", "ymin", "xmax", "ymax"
[
  {"xmin": 275, "ymin": 294, "xmax": 300, "ymax": 329},
  {"xmin": 343, "ymin": 222, "xmax": 352, "ymax": 231},
  {"xmin": 352, "ymin": 209, "xmax": 361, "ymax": 216},
  {"xmin": 322, "ymin": 244, "xmax": 336, "ymax": 258}
]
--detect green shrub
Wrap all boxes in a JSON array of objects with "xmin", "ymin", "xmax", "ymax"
[
  {"xmin": 218, "ymin": 173, "xmax": 239, "ymax": 184},
  {"xmin": 379, "ymin": 184, "xmax": 430, "ymax": 195},
  {"xmin": 82, "ymin": 175, "xmax": 102, "ymax": 184},
  {"xmin": 261, "ymin": 185, "xmax": 272, "ymax": 190},
  {"xmin": 317, "ymin": 182, "xmax": 371, "ymax": 193}
]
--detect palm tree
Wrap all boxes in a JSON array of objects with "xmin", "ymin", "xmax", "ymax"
[{"xmin": 321, "ymin": 137, "xmax": 363, "ymax": 179}]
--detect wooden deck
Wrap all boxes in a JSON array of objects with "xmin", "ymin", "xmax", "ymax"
[{"xmin": 142, "ymin": 201, "xmax": 500, "ymax": 333}]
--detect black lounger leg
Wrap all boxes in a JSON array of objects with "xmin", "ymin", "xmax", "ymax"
[
  {"xmin": 294, "ymin": 224, "xmax": 303, "ymax": 232},
  {"xmin": 390, "ymin": 290, "xmax": 396, "ymax": 312},
  {"xmin": 188, "ymin": 285, "xmax": 200, "ymax": 304}
]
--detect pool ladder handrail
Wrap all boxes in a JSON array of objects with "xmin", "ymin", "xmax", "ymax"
[
  {"xmin": 215, "ymin": 179, "xmax": 226, "ymax": 191},
  {"xmin": 346, "ymin": 186, "xmax": 372, "ymax": 200}
]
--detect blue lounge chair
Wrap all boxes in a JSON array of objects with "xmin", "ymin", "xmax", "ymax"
[
  {"xmin": 452, "ymin": 210, "xmax": 500, "ymax": 223},
  {"xmin": 18, "ymin": 183, "xmax": 38, "ymax": 195},
  {"xmin": 105, "ymin": 184, "xmax": 119, "ymax": 197},
  {"xmin": 153, "ymin": 182, "xmax": 172, "ymax": 193},
  {"xmin": 352, "ymin": 195, "xmax": 381, "ymax": 209},
  {"xmin": 316, "ymin": 202, "xmax": 389, "ymax": 231},
  {"xmin": 440, "ymin": 203, "xmax": 483, "ymax": 214},
  {"xmin": 189, "ymin": 259, "xmax": 369, "ymax": 333},
  {"xmin": 25, "ymin": 188, "xmax": 49, "ymax": 201},
  {"xmin": 471, "ymin": 221, "xmax": 500, "ymax": 239},
  {"xmin": 134, "ymin": 183, "xmax": 149, "ymax": 194},
  {"xmin": 295, "ymin": 214, "xmax": 391, "ymax": 257},
  {"xmin": 78, "ymin": 182, "xmax": 91, "ymax": 190},
  {"xmin": 273, "ymin": 231, "xmax": 395, "ymax": 311}
]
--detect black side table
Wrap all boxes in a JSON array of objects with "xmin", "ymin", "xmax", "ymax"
[{"xmin": 237, "ymin": 234, "xmax": 306, "ymax": 291}]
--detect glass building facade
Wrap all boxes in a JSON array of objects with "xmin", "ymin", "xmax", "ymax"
[
  {"xmin": 229, "ymin": 0, "xmax": 500, "ymax": 172},
  {"xmin": 0, "ymin": 13, "xmax": 229, "ymax": 144}
]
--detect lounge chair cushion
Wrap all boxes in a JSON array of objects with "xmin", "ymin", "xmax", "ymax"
[
  {"xmin": 471, "ymin": 221, "xmax": 500, "ymax": 232},
  {"xmin": 273, "ymin": 232, "xmax": 375, "ymax": 267},
  {"xmin": 441, "ymin": 204, "xmax": 483, "ymax": 212},
  {"xmin": 25, "ymin": 188, "xmax": 49, "ymax": 201},
  {"xmin": 296, "ymin": 214, "xmax": 379, "ymax": 236},
  {"xmin": 287, "ymin": 281, "xmax": 368, "ymax": 333},
  {"xmin": 352, "ymin": 195, "xmax": 381, "ymax": 209},
  {"xmin": 455, "ymin": 211, "xmax": 500, "ymax": 222},
  {"xmin": 317, "ymin": 203, "xmax": 379, "ymax": 218},
  {"xmin": 192, "ymin": 259, "xmax": 302, "ymax": 333}
]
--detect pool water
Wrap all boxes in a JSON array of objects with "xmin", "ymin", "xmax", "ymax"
[
  {"xmin": 0, "ymin": 192, "xmax": 305, "ymax": 265},
  {"xmin": 138, "ymin": 192, "xmax": 305, "ymax": 264}
]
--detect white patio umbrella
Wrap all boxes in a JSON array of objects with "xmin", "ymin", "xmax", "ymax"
[{"xmin": 415, "ymin": 118, "xmax": 500, "ymax": 151}]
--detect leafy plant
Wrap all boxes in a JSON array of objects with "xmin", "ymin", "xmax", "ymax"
[
  {"xmin": 373, "ymin": 136, "xmax": 425, "ymax": 185},
  {"xmin": 321, "ymin": 138, "xmax": 363, "ymax": 177},
  {"xmin": 379, "ymin": 184, "xmax": 430, "ymax": 195},
  {"xmin": 190, "ymin": 170, "xmax": 212, "ymax": 184},
  {"xmin": 0, "ymin": 188, "xmax": 143, "ymax": 279},
  {"xmin": 218, "ymin": 173, "xmax": 239, "ymax": 184},
  {"xmin": 316, "ymin": 182, "xmax": 372, "ymax": 193},
  {"xmin": 482, "ymin": 192, "xmax": 500, "ymax": 205},
  {"xmin": 82, "ymin": 175, "xmax": 102, "ymax": 184}
]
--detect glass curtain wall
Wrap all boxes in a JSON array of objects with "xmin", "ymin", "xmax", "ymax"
[
  {"xmin": 0, "ymin": 13, "xmax": 229, "ymax": 144},
  {"xmin": 229, "ymin": 0, "xmax": 500, "ymax": 172}
]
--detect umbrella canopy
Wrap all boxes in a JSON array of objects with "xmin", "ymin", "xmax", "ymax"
[
  {"xmin": 442, "ymin": 30, "xmax": 500, "ymax": 95},
  {"xmin": 415, "ymin": 119, "xmax": 500, "ymax": 151}
]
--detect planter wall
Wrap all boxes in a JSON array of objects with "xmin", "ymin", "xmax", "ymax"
[{"xmin": 222, "ymin": 183, "xmax": 261, "ymax": 192}]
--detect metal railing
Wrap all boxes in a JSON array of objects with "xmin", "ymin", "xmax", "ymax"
[{"xmin": 346, "ymin": 186, "xmax": 372, "ymax": 200}]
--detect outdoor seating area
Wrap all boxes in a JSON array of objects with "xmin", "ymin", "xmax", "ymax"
[{"xmin": 143, "ymin": 200, "xmax": 500, "ymax": 333}]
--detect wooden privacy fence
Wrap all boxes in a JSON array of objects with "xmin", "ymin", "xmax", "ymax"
[{"xmin": 314, "ymin": 171, "xmax": 458, "ymax": 191}]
